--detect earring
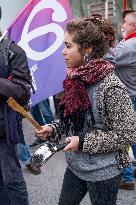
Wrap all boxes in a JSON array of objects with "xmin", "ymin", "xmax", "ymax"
[{"xmin": 84, "ymin": 53, "xmax": 92, "ymax": 63}]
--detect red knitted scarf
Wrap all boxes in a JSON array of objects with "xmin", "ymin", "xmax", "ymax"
[
  {"xmin": 60, "ymin": 58, "xmax": 114, "ymax": 117},
  {"xmin": 124, "ymin": 31, "xmax": 136, "ymax": 41}
]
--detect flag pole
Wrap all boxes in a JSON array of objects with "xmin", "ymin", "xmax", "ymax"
[{"xmin": 0, "ymin": 30, "xmax": 8, "ymax": 42}]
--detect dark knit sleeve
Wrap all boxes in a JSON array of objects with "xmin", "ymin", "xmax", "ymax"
[{"xmin": 47, "ymin": 120, "xmax": 62, "ymax": 143}]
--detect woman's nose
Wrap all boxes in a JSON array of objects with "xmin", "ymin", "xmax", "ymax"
[{"xmin": 62, "ymin": 47, "xmax": 66, "ymax": 55}]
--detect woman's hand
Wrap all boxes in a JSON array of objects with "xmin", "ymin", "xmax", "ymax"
[
  {"xmin": 36, "ymin": 125, "xmax": 53, "ymax": 140},
  {"xmin": 63, "ymin": 136, "xmax": 79, "ymax": 152}
]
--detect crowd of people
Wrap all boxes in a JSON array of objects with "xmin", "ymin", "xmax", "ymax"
[{"xmin": 0, "ymin": 6, "xmax": 136, "ymax": 205}]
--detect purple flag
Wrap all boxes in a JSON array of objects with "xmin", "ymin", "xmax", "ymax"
[{"xmin": 8, "ymin": 0, "xmax": 72, "ymax": 106}]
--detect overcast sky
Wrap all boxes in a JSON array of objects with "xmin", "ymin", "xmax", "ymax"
[{"xmin": 0, "ymin": 0, "xmax": 29, "ymax": 32}]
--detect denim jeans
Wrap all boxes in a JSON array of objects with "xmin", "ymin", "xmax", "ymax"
[
  {"xmin": 31, "ymin": 99, "xmax": 54, "ymax": 126},
  {"xmin": 17, "ymin": 143, "xmax": 31, "ymax": 165},
  {"xmin": 0, "ymin": 142, "xmax": 29, "ymax": 205},
  {"xmin": 123, "ymin": 97, "xmax": 136, "ymax": 182}
]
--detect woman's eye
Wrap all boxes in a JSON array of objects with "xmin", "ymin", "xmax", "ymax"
[{"xmin": 65, "ymin": 44, "xmax": 71, "ymax": 49}]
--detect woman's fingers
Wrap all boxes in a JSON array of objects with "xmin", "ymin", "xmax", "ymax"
[
  {"xmin": 63, "ymin": 142, "xmax": 73, "ymax": 152},
  {"xmin": 66, "ymin": 137, "xmax": 71, "ymax": 142},
  {"xmin": 36, "ymin": 126, "xmax": 47, "ymax": 134},
  {"xmin": 63, "ymin": 136, "xmax": 79, "ymax": 152},
  {"xmin": 35, "ymin": 125, "xmax": 53, "ymax": 137}
]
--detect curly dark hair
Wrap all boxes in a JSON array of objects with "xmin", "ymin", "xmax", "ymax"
[{"xmin": 66, "ymin": 14, "xmax": 115, "ymax": 58}]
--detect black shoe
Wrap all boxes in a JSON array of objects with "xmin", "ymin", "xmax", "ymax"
[
  {"xmin": 119, "ymin": 180, "xmax": 135, "ymax": 190},
  {"xmin": 26, "ymin": 163, "xmax": 41, "ymax": 175},
  {"xmin": 29, "ymin": 138, "xmax": 47, "ymax": 148}
]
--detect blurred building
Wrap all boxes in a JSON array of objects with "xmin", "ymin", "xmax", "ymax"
[
  {"xmin": 88, "ymin": 0, "xmax": 116, "ymax": 22},
  {"xmin": 70, "ymin": 0, "xmax": 136, "ymax": 38}
]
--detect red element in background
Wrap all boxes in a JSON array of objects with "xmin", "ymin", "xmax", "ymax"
[{"xmin": 123, "ymin": 0, "xmax": 127, "ymax": 10}]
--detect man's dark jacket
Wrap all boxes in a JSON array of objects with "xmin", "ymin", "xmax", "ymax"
[{"xmin": 0, "ymin": 40, "xmax": 31, "ymax": 144}]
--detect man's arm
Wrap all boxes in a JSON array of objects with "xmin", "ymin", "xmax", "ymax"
[{"xmin": 115, "ymin": 41, "xmax": 132, "ymax": 67}]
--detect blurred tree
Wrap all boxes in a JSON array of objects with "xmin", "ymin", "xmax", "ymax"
[{"xmin": 79, "ymin": 0, "xmax": 85, "ymax": 16}]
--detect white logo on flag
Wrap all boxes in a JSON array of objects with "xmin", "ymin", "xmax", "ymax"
[
  {"xmin": 30, "ymin": 64, "xmax": 38, "ymax": 92},
  {"xmin": 18, "ymin": 0, "xmax": 67, "ymax": 61}
]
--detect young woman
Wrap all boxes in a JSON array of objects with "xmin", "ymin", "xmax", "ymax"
[{"xmin": 36, "ymin": 15, "xmax": 136, "ymax": 205}]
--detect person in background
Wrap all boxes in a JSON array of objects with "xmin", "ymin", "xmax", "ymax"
[
  {"xmin": 114, "ymin": 9, "xmax": 136, "ymax": 190},
  {"xmin": 36, "ymin": 14, "xmax": 136, "ymax": 205},
  {"xmin": 17, "ymin": 142, "xmax": 41, "ymax": 175},
  {"xmin": 29, "ymin": 98, "xmax": 54, "ymax": 148}
]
